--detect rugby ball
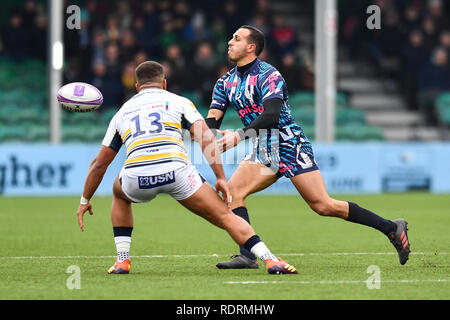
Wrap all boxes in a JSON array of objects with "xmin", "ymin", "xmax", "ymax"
[{"xmin": 57, "ymin": 82, "xmax": 103, "ymax": 112}]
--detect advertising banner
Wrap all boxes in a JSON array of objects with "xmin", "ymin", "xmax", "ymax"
[{"xmin": 0, "ymin": 142, "xmax": 449, "ymax": 196}]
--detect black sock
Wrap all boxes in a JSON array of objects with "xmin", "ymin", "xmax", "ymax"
[
  {"xmin": 232, "ymin": 207, "xmax": 257, "ymax": 260},
  {"xmin": 243, "ymin": 234, "xmax": 261, "ymax": 253},
  {"xmin": 113, "ymin": 226, "xmax": 133, "ymax": 237},
  {"xmin": 347, "ymin": 202, "xmax": 396, "ymax": 236}
]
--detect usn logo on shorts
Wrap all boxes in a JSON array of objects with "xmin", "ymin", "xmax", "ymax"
[{"xmin": 138, "ymin": 171, "xmax": 175, "ymax": 189}]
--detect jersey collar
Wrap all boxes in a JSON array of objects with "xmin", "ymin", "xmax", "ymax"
[{"xmin": 235, "ymin": 58, "xmax": 259, "ymax": 76}]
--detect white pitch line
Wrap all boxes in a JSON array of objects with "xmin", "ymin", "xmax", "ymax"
[
  {"xmin": 225, "ymin": 279, "xmax": 450, "ymax": 285},
  {"xmin": 3, "ymin": 252, "xmax": 449, "ymax": 259}
]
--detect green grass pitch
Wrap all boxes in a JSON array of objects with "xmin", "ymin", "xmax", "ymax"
[{"xmin": 0, "ymin": 193, "xmax": 449, "ymax": 300}]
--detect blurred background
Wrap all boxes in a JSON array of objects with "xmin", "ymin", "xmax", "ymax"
[{"xmin": 0, "ymin": 0, "xmax": 450, "ymax": 195}]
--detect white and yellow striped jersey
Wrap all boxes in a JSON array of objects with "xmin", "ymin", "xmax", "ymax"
[{"xmin": 102, "ymin": 88, "xmax": 204, "ymax": 175}]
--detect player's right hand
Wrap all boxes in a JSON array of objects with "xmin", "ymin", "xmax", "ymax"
[
  {"xmin": 215, "ymin": 178, "xmax": 232, "ymax": 209},
  {"xmin": 217, "ymin": 130, "xmax": 241, "ymax": 153},
  {"xmin": 76, "ymin": 202, "xmax": 94, "ymax": 232}
]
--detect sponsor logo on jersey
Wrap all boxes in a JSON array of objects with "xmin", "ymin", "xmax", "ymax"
[
  {"xmin": 138, "ymin": 171, "xmax": 175, "ymax": 189},
  {"xmin": 238, "ymin": 104, "xmax": 264, "ymax": 118}
]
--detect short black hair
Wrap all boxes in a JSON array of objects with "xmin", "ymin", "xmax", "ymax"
[
  {"xmin": 240, "ymin": 25, "xmax": 265, "ymax": 56},
  {"xmin": 135, "ymin": 61, "xmax": 165, "ymax": 86}
]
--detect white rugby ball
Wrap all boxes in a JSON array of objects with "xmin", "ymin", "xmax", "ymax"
[{"xmin": 57, "ymin": 82, "xmax": 103, "ymax": 112}]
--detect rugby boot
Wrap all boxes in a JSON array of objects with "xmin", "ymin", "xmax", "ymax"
[
  {"xmin": 388, "ymin": 219, "xmax": 410, "ymax": 265},
  {"xmin": 265, "ymin": 258, "xmax": 298, "ymax": 274},
  {"xmin": 216, "ymin": 254, "xmax": 259, "ymax": 269},
  {"xmin": 107, "ymin": 259, "xmax": 131, "ymax": 274}
]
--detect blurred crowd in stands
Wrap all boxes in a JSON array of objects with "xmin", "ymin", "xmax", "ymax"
[
  {"xmin": 340, "ymin": 0, "xmax": 450, "ymax": 121},
  {"xmin": 1, "ymin": 0, "xmax": 449, "ymax": 117},
  {"xmin": 0, "ymin": 0, "xmax": 311, "ymax": 109}
]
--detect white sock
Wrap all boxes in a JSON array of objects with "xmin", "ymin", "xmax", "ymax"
[
  {"xmin": 114, "ymin": 236, "xmax": 131, "ymax": 262},
  {"xmin": 249, "ymin": 241, "xmax": 279, "ymax": 262}
]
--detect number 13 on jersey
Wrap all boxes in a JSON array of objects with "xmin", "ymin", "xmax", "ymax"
[{"xmin": 130, "ymin": 110, "xmax": 164, "ymax": 138}]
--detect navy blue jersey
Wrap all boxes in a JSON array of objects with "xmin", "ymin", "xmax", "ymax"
[
  {"xmin": 210, "ymin": 59, "xmax": 314, "ymax": 159},
  {"xmin": 211, "ymin": 59, "xmax": 295, "ymax": 127}
]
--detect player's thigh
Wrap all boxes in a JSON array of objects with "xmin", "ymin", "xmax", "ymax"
[
  {"xmin": 228, "ymin": 160, "xmax": 278, "ymax": 200},
  {"xmin": 290, "ymin": 170, "xmax": 347, "ymax": 216},
  {"xmin": 113, "ymin": 175, "xmax": 133, "ymax": 203},
  {"xmin": 178, "ymin": 182, "xmax": 230, "ymax": 228},
  {"xmin": 290, "ymin": 169, "xmax": 333, "ymax": 212}
]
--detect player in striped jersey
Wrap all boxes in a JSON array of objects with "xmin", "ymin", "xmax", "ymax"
[
  {"xmin": 75, "ymin": 61, "xmax": 298, "ymax": 275},
  {"xmin": 206, "ymin": 26, "xmax": 410, "ymax": 269}
]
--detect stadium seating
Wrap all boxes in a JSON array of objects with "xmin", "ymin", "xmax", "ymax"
[
  {"xmin": 0, "ymin": 58, "xmax": 385, "ymax": 143},
  {"xmin": 26, "ymin": 125, "xmax": 50, "ymax": 142},
  {"xmin": 436, "ymin": 93, "xmax": 450, "ymax": 126},
  {"xmin": 336, "ymin": 124, "xmax": 384, "ymax": 141},
  {"xmin": 289, "ymin": 91, "xmax": 349, "ymax": 109},
  {"xmin": 0, "ymin": 124, "xmax": 28, "ymax": 142}
]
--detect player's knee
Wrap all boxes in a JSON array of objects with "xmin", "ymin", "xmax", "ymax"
[
  {"xmin": 213, "ymin": 211, "xmax": 234, "ymax": 230},
  {"xmin": 309, "ymin": 200, "xmax": 335, "ymax": 217},
  {"xmin": 229, "ymin": 183, "xmax": 246, "ymax": 203}
]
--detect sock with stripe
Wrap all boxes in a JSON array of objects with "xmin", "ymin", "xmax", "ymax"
[
  {"xmin": 233, "ymin": 207, "xmax": 257, "ymax": 260},
  {"xmin": 347, "ymin": 202, "xmax": 397, "ymax": 236},
  {"xmin": 113, "ymin": 227, "xmax": 133, "ymax": 262},
  {"xmin": 243, "ymin": 235, "xmax": 279, "ymax": 262}
]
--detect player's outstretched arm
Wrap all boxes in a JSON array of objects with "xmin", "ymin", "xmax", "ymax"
[
  {"xmin": 217, "ymin": 98, "xmax": 282, "ymax": 152},
  {"xmin": 77, "ymin": 146, "xmax": 117, "ymax": 231}
]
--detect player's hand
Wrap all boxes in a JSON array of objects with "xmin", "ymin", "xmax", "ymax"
[
  {"xmin": 215, "ymin": 178, "xmax": 232, "ymax": 209},
  {"xmin": 217, "ymin": 130, "xmax": 241, "ymax": 153},
  {"xmin": 76, "ymin": 202, "xmax": 94, "ymax": 232}
]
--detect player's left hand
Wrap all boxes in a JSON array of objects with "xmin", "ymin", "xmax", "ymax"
[
  {"xmin": 76, "ymin": 202, "xmax": 94, "ymax": 232},
  {"xmin": 217, "ymin": 130, "xmax": 241, "ymax": 153}
]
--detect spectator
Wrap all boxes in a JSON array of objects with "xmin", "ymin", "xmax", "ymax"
[
  {"xmin": 427, "ymin": 0, "xmax": 448, "ymax": 30},
  {"xmin": 270, "ymin": 14, "xmax": 298, "ymax": 59},
  {"xmin": 121, "ymin": 61, "xmax": 137, "ymax": 101},
  {"xmin": 104, "ymin": 42, "xmax": 122, "ymax": 78},
  {"xmin": 115, "ymin": 0, "xmax": 132, "ymax": 30},
  {"xmin": 21, "ymin": 0, "xmax": 38, "ymax": 30},
  {"xmin": 89, "ymin": 60, "xmax": 124, "ymax": 109},
  {"xmin": 279, "ymin": 53, "xmax": 304, "ymax": 93},
  {"xmin": 119, "ymin": 29, "xmax": 141, "ymax": 64},
  {"xmin": 105, "ymin": 15, "xmax": 121, "ymax": 44},
  {"xmin": 172, "ymin": 0, "xmax": 191, "ymax": 36},
  {"xmin": 133, "ymin": 16, "xmax": 154, "ymax": 57},
  {"xmin": 160, "ymin": 20, "xmax": 179, "ymax": 57},
  {"xmin": 164, "ymin": 43, "xmax": 187, "ymax": 94},
  {"xmin": 401, "ymin": 30, "xmax": 429, "ymax": 110},
  {"xmin": 186, "ymin": 10, "xmax": 211, "ymax": 46},
  {"xmin": 161, "ymin": 60, "xmax": 173, "ymax": 88},
  {"xmin": 33, "ymin": 14, "xmax": 47, "ymax": 60},
  {"xmin": 439, "ymin": 30, "xmax": 450, "ymax": 57},
  {"xmin": 210, "ymin": 17, "xmax": 228, "ymax": 59},
  {"xmin": 191, "ymin": 42, "xmax": 219, "ymax": 105},
  {"xmin": 421, "ymin": 15, "xmax": 440, "ymax": 52},
  {"xmin": 1, "ymin": 11, "xmax": 32, "ymax": 61},
  {"xmin": 402, "ymin": 4, "xmax": 422, "ymax": 33},
  {"xmin": 90, "ymin": 29, "xmax": 107, "ymax": 68},
  {"xmin": 222, "ymin": 1, "xmax": 246, "ymax": 36},
  {"xmin": 379, "ymin": 11, "xmax": 403, "ymax": 59},
  {"xmin": 142, "ymin": 0, "xmax": 161, "ymax": 49},
  {"xmin": 417, "ymin": 47, "xmax": 450, "ymax": 121}
]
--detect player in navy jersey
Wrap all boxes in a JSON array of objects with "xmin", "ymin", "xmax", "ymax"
[{"xmin": 206, "ymin": 25, "xmax": 411, "ymax": 269}]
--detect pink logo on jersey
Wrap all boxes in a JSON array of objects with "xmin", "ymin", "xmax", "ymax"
[
  {"xmin": 238, "ymin": 104, "xmax": 264, "ymax": 118},
  {"xmin": 268, "ymin": 74, "xmax": 278, "ymax": 92},
  {"xmin": 248, "ymin": 75, "xmax": 258, "ymax": 86},
  {"xmin": 226, "ymin": 81, "xmax": 239, "ymax": 88}
]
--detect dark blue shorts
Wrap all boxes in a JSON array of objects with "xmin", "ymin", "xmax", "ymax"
[{"xmin": 244, "ymin": 125, "xmax": 319, "ymax": 179}]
